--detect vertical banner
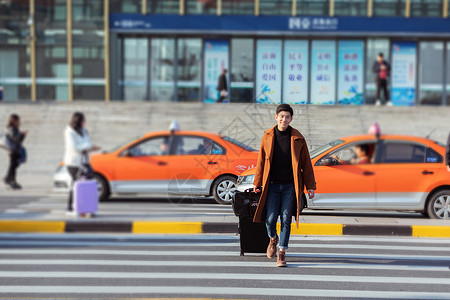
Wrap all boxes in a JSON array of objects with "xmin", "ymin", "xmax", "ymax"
[
  {"xmin": 337, "ymin": 40, "xmax": 364, "ymax": 105},
  {"xmin": 283, "ymin": 40, "xmax": 309, "ymax": 104},
  {"xmin": 310, "ymin": 40, "xmax": 336, "ymax": 105},
  {"xmin": 256, "ymin": 39, "xmax": 282, "ymax": 104},
  {"xmin": 204, "ymin": 39, "xmax": 229, "ymax": 103},
  {"xmin": 391, "ymin": 42, "xmax": 416, "ymax": 106}
]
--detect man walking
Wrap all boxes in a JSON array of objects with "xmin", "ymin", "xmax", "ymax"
[
  {"xmin": 216, "ymin": 68, "xmax": 228, "ymax": 103},
  {"xmin": 253, "ymin": 104, "xmax": 316, "ymax": 267},
  {"xmin": 373, "ymin": 53, "xmax": 392, "ymax": 106}
]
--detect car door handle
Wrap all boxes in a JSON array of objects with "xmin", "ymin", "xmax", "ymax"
[
  {"xmin": 363, "ymin": 171, "xmax": 375, "ymax": 176},
  {"xmin": 208, "ymin": 161, "xmax": 218, "ymax": 165},
  {"xmin": 157, "ymin": 161, "xmax": 167, "ymax": 166},
  {"xmin": 422, "ymin": 170, "xmax": 434, "ymax": 175}
]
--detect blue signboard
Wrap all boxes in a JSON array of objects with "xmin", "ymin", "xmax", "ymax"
[
  {"xmin": 256, "ymin": 40, "xmax": 282, "ymax": 104},
  {"xmin": 311, "ymin": 40, "xmax": 336, "ymax": 105},
  {"xmin": 110, "ymin": 14, "xmax": 450, "ymax": 36},
  {"xmin": 391, "ymin": 42, "xmax": 416, "ymax": 106},
  {"xmin": 283, "ymin": 40, "xmax": 309, "ymax": 104},
  {"xmin": 337, "ymin": 40, "xmax": 364, "ymax": 105}
]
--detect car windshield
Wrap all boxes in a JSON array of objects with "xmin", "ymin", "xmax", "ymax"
[
  {"xmin": 310, "ymin": 139, "xmax": 344, "ymax": 159},
  {"xmin": 221, "ymin": 136, "xmax": 256, "ymax": 152},
  {"xmin": 106, "ymin": 136, "xmax": 141, "ymax": 153}
]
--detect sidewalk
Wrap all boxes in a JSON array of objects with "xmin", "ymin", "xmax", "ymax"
[{"xmin": 0, "ymin": 177, "xmax": 449, "ymax": 237}]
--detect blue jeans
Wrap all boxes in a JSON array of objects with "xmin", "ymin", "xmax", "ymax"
[{"xmin": 265, "ymin": 183, "xmax": 295, "ymax": 250}]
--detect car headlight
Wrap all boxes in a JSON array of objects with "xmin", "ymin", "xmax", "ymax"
[{"xmin": 238, "ymin": 174, "xmax": 255, "ymax": 185}]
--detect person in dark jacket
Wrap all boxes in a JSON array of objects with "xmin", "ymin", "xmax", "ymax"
[
  {"xmin": 4, "ymin": 114, "xmax": 27, "ymax": 189},
  {"xmin": 372, "ymin": 53, "xmax": 392, "ymax": 106},
  {"xmin": 446, "ymin": 133, "xmax": 450, "ymax": 172},
  {"xmin": 253, "ymin": 104, "xmax": 316, "ymax": 267},
  {"xmin": 216, "ymin": 69, "xmax": 228, "ymax": 103}
]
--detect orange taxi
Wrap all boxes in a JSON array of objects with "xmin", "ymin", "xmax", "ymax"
[
  {"xmin": 237, "ymin": 130, "xmax": 450, "ymax": 219},
  {"xmin": 54, "ymin": 130, "xmax": 258, "ymax": 204}
]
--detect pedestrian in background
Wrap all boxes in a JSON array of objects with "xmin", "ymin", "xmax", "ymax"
[
  {"xmin": 373, "ymin": 52, "xmax": 392, "ymax": 106},
  {"xmin": 252, "ymin": 104, "xmax": 316, "ymax": 267},
  {"xmin": 216, "ymin": 68, "xmax": 228, "ymax": 103},
  {"xmin": 4, "ymin": 113, "xmax": 27, "ymax": 190},
  {"xmin": 64, "ymin": 112, "xmax": 100, "ymax": 214},
  {"xmin": 446, "ymin": 132, "xmax": 450, "ymax": 172}
]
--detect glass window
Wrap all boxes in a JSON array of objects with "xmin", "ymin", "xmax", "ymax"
[
  {"xmin": 186, "ymin": 0, "xmax": 216, "ymax": 14},
  {"xmin": 310, "ymin": 139, "xmax": 344, "ymax": 159},
  {"xmin": 365, "ymin": 39, "xmax": 390, "ymax": 104},
  {"xmin": 372, "ymin": 0, "xmax": 405, "ymax": 16},
  {"xmin": 319, "ymin": 143, "xmax": 376, "ymax": 165},
  {"xmin": 128, "ymin": 136, "xmax": 170, "ymax": 156},
  {"xmin": 222, "ymin": 0, "xmax": 254, "ymax": 14},
  {"xmin": 151, "ymin": 38, "xmax": 175, "ymax": 101},
  {"xmin": 0, "ymin": 46, "xmax": 31, "ymax": 101},
  {"xmin": 231, "ymin": 39, "xmax": 254, "ymax": 103},
  {"xmin": 411, "ymin": 0, "xmax": 442, "ymax": 17},
  {"xmin": 446, "ymin": 42, "xmax": 450, "ymax": 105},
  {"xmin": 426, "ymin": 148, "xmax": 443, "ymax": 163},
  {"xmin": 259, "ymin": 0, "xmax": 292, "ymax": 15},
  {"xmin": 382, "ymin": 142, "xmax": 427, "ymax": 163},
  {"xmin": 123, "ymin": 38, "xmax": 148, "ymax": 101},
  {"xmin": 147, "ymin": 0, "xmax": 180, "ymax": 13},
  {"xmin": 72, "ymin": 0, "xmax": 104, "ymax": 101},
  {"xmin": 176, "ymin": 136, "xmax": 225, "ymax": 155},
  {"xmin": 419, "ymin": 42, "xmax": 443, "ymax": 105},
  {"xmin": 334, "ymin": 0, "xmax": 367, "ymax": 16},
  {"xmin": 296, "ymin": 0, "xmax": 329, "ymax": 15},
  {"xmin": 35, "ymin": 0, "xmax": 68, "ymax": 101},
  {"xmin": 111, "ymin": 0, "xmax": 141, "ymax": 13},
  {"xmin": 177, "ymin": 38, "xmax": 201, "ymax": 101}
]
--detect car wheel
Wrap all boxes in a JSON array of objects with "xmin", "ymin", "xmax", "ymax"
[
  {"xmin": 427, "ymin": 189, "xmax": 450, "ymax": 219},
  {"xmin": 93, "ymin": 174, "xmax": 110, "ymax": 202},
  {"xmin": 212, "ymin": 175, "xmax": 237, "ymax": 205}
]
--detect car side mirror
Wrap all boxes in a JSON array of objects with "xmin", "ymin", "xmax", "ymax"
[{"xmin": 321, "ymin": 157, "xmax": 339, "ymax": 166}]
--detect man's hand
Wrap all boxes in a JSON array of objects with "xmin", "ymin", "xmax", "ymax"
[
  {"xmin": 447, "ymin": 165, "xmax": 450, "ymax": 172},
  {"xmin": 307, "ymin": 189, "xmax": 315, "ymax": 199},
  {"xmin": 252, "ymin": 185, "xmax": 261, "ymax": 193}
]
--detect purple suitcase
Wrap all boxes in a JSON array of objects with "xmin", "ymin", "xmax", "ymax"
[{"xmin": 73, "ymin": 179, "xmax": 98, "ymax": 215}]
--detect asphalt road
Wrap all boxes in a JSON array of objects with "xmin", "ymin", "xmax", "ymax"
[{"xmin": 0, "ymin": 233, "xmax": 449, "ymax": 299}]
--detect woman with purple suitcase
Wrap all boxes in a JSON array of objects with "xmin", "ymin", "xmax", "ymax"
[{"xmin": 63, "ymin": 112, "xmax": 100, "ymax": 216}]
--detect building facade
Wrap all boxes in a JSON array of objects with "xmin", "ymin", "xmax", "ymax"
[{"xmin": 1, "ymin": 0, "xmax": 450, "ymax": 105}]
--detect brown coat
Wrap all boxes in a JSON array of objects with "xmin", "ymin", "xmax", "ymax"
[{"xmin": 252, "ymin": 126, "xmax": 316, "ymax": 226}]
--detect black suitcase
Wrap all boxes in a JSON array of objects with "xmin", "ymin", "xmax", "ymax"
[
  {"xmin": 238, "ymin": 216, "xmax": 269, "ymax": 256},
  {"xmin": 234, "ymin": 188, "xmax": 269, "ymax": 256}
]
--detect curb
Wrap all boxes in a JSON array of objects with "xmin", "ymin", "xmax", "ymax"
[{"xmin": 0, "ymin": 220, "xmax": 449, "ymax": 238}]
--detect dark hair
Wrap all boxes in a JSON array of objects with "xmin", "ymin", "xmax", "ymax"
[
  {"xmin": 356, "ymin": 144, "xmax": 369, "ymax": 155},
  {"xmin": 378, "ymin": 52, "xmax": 384, "ymax": 58},
  {"xmin": 276, "ymin": 104, "xmax": 294, "ymax": 117},
  {"xmin": 70, "ymin": 112, "xmax": 85, "ymax": 136},
  {"xmin": 7, "ymin": 114, "xmax": 19, "ymax": 128}
]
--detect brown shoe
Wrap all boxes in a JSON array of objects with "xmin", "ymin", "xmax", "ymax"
[
  {"xmin": 277, "ymin": 251, "xmax": 287, "ymax": 267},
  {"xmin": 266, "ymin": 235, "xmax": 278, "ymax": 258}
]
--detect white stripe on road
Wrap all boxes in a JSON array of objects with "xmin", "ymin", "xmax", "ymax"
[
  {"xmin": 0, "ymin": 271, "xmax": 446, "ymax": 285},
  {"xmin": 0, "ymin": 259, "xmax": 449, "ymax": 272},
  {"xmin": 0, "ymin": 241, "xmax": 447, "ymax": 251},
  {"xmin": 0, "ymin": 286, "xmax": 449, "ymax": 299},
  {"xmin": 290, "ymin": 236, "xmax": 450, "ymax": 244}
]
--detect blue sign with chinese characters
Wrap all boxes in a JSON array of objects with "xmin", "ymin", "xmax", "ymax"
[
  {"xmin": 110, "ymin": 14, "xmax": 450, "ymax": 36},
  {"xmin": 337, "ymin": 40, "xmax": 364, "ymax": 105}
]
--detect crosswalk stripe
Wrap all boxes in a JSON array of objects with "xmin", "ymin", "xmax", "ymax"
[
  {"xmin": 0, "ymin": 240, "xmax": 447, "ymax": 251},
  {"xmin": 0, "ymin": 271, "xmax": 445, "ymax": 285},
  {"xmin": 0, "ymin": 286, "xmax": 449, "ymax": 299},
  {"xmin": 0, "ymin": 261, "xmax": 447, "ymax": 271}
]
